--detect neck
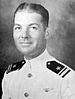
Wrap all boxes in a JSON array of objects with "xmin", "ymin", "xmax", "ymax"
[{"xmin": 24, "ymin": 48, "xmax": 46, "ymax": 60}]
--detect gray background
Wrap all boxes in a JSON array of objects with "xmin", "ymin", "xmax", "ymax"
[{"xmin": 0, "ymin": 0, "xmax": 75, "ymax": 73}]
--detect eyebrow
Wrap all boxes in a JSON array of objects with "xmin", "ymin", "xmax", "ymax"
[
  {"xmin": 28, "ymin": 23, "xmax": 41, "ymax": 28},
  {"xmin": 14, "ymin": 24, "xmax": 21, "ymax": 27},
  {"xmin": 14, "ymin": 23, "xmax": 42, "ymax": 28}
]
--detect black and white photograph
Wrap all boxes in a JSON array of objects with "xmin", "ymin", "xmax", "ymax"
[{"xmin": 0, "ymin": 0, "xmax": 75, "ymax": 99}]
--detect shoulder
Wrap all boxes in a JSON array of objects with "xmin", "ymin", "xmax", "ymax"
[
  {"xmin": 2, "ymin": 60, "xmax": 26, "ymax": 86},
  {"xmin": 6, "ymin": 60, "xmax": 26, "ymax": 74},
  {"xmin": 46, "ymin": 59, "xmax": 75, "ymax": 78}
]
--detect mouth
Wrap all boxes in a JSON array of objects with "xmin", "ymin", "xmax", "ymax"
[{"xmin": 19, "ymin": 42, "xmax": 32, "ymax": 47}]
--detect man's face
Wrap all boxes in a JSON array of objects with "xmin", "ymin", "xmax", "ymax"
[{"xmin": 13, "ymin": 11, "xmax": 47, "ymax": 59}]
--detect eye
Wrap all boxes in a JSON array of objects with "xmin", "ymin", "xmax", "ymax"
[
  {"xmin": 29, "ymin": 26, "xmax": 38, "ymax": 32},
  {"xmin": 32, "ymin": 26, "xmax": 37, "ymax": 30},
  {"xmin": 14, "ymin": 27, "xmax": 21, "ymax": 30},
  {"xmin": 14, "ymin": 26, "xmax": 21, "ymax": 31}
]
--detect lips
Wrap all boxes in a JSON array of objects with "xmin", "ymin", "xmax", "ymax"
[
  {"xmin": 19, "ymin": 41, "xmax": 32, "ymax": 44},
  {"xmin": 19, "ymin": 41, "xmax": 32, "ymax": 47}
]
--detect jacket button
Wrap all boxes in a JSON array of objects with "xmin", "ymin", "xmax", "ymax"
[
  {"xmin": 44, "ymin": 88, "xmax": 50, "ymax": 92},
  {"xmin": 27, "ymin": 73, "xmax": 32, "ymax": 78},
  {"xmin": 24, "ymin": 92, "xmax": 29, "ymax": 97}
]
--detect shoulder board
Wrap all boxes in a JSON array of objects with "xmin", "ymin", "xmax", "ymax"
[
  {"xmin": 47, "ymin": 61, "xmax": 71, "ymax": 78},
  {"xmin": 6, "ymin": 60, "xmax": 26, "ymax": 74}
]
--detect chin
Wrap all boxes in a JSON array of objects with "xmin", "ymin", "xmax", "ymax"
[
  {"xmin": 16, "ymin": 44, "xmax": 38, "ymax": 56},
  {"xmin": 18, "ymin": 48, "xmax": 34, "ymax": 55}
]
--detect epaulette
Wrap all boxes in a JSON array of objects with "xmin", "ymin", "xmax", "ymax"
[
  {"xmin": 6, "ymin": 60, "xmax": 26, "ymax": 74},
  {"xmin": 47, "ymin": 61, "xmax": 71, "ymax": 78}
]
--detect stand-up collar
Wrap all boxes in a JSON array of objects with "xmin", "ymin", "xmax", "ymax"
[{"xmin": 24, "ymin": 50, "xmax": 55, "ymax": 70}]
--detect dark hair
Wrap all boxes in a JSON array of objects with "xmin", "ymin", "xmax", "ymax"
[{"xmin": 14, "ymin": 2, "xmax": 49, "ymax": 28}]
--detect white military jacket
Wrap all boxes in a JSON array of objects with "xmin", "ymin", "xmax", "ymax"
[{"xmin": 2, "ymin": 50, "xmax": 75, "ymax": 99}]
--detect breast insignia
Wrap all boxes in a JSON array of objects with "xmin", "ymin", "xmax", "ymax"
[
  {"xmin": 6, "ymin": 60, "xmax": 26, "ymax": 74},
  {"xmin": 47, "ymin": 61, "xmax": 71, "ymax": 78}
]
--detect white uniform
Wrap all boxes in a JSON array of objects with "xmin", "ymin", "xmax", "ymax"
[{"xmin": 2, "ymin": 50, "xmax": 75, "ymax": 99}]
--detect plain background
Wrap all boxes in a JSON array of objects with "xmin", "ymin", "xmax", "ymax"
[{"xmin": 0, "ymin": 0, "xmax": 75, "ymax": 98}]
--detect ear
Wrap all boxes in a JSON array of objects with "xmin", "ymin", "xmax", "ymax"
[{"xmin": 45, "ymin": 27, "xmax": 50, "ymax": 40}]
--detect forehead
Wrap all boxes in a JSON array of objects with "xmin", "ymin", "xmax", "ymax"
[{"xmin": 14, "ymin": 11, "xmax": 43, "ymax": 25}]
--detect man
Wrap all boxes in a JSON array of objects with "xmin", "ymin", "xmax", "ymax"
[{"xmin": 2, "ymin": 2, "xmax": 75, "ymax": 99}]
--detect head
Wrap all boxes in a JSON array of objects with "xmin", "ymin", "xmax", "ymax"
[{"xmin": 13, "ymin": 2, "xmax": 49, "ymax": 59}]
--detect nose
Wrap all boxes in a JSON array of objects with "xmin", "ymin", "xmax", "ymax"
[{"xmin": 21, "ymin": 28, "xmax": 29, "ymax": 39}]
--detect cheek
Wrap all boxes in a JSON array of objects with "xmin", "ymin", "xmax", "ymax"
[
  {"xmin": 13, "ymin": 32, "xmax": 20, "ymax": 43},
  {"xmin": 13, "ymin": 32, "xmax": 19, "ymax": 38},
  {"xmin": 30, "ymin": 33, "xmax": 39, "ymax": 39},
  {"xmin": 30, "ymin": 29, "xmax": 44, "ymax": 38},
  {"xmin": 35, "ymin": 36, "xmax": 45, "ymax": 46},
  {"xmin": 13, "ymin": 29, "xmax": 21, "ymax": 38},
  {"xmin": 31, "ymin": 31, "xmax": 44, "ymax": 40},
  {"xmin": 13, "ymin": 32, "xmax": 17, "ymax": 39},
  {"xmin": 13, "ymin": 34, "xmax": 19, "ymax": 45}
]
